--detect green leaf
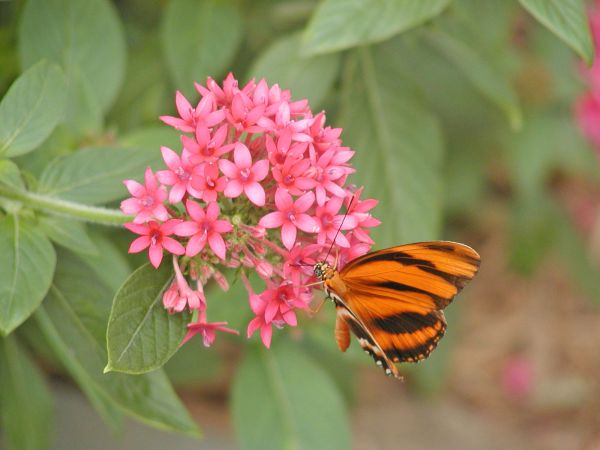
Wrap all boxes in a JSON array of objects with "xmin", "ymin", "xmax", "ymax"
[
  {"xmin": 161, "ymin": 0, "xmax": 242, "ymax": 95},
  {"xmin": 38, "ymin": 216, "xmax": 98, "ymax": 256},
  {"xmin": 0, "ymin": 61, "xmax": 66, "ymax": 157},
  {"xmin": 119, "ymin": 126, "xmax": 181, "ymax": 152},
  {"xmin": 0, "ymin": 159, "xmax": 25, "ymax": 190},
  {"xmin": 303, "ymin": 0, "xmax": 451, "ymax": 55},
  {"xmin": 339, "ymin": 47, "xmax": 444, "ymax": 245},
  {"xmin": 0, "ymin": 335, "xmax": 53, "ymax": 450},
  {"xmin": 232, "ymin": 340, "xmax": 350, "ymax": 450},
  {"xmin": 84, "ymin": 229, "xmax": 132, "ymax": 293},
  {"xmin": 0, "ymin": 215, "xmax": 56, "ymax": 335},
  {"xmin": 106, "ymin": 263, "xmax": 190, "ymax": 374},
  {"xmin": 425, "ymin": 30, "xmax": 522, "ymax": 129},
  {"xmin": 37, "ymin": 146, "xmax": 162, "ymax": 205},
  {"xmin": 249, "ymin": 33, "xmax": 340, "ymax": 108},
  {"xmin": 34, "ymin": 251, "xmax": 200, "ymax": 436},
  {"xmin": 518, "ymin": 0, "xmax": 594, "ymax": 65},
  {"xmin": 19, "ymin": 0, "xmax": 126, "ymax": 130}
]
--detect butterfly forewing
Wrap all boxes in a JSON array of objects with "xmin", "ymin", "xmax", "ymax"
[{"xmin": 325, "ymin": 241, "xmax": 480, "ymax": 376}]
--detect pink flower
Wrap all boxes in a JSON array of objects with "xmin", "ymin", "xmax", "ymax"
[
  {"xmin": 190, "ymin": 162, "xmax": 227, "ymax": 202},
  {"xmin": 502, "ymin": 356, "xmax": 533, "ymax": 399},
  {"xmin": 219, "ymin": 143, "xmax": 269, "ymax": 206},
  {"xmin": 247, "ymin": 282, "xmax": 310, "ymax": 347},
  {"xmin": 576, "ymin": 93, "xmax": 600, "ymax": 149},
  {"xmin": 121, "ymin": 167, "xmax": 168, "ymax": 223},
  {"xmin": 124, "ymin": 219, "xmax": 185, "ymax": 268},
  {"xmin": 314, "ymin": 196, "xmax": 357, "ymax": 247},
  {"xmin": 124, "ymin": 74, "xmax": 382, "ymax": 350},
  {"xmin": 156, "ymin": 147, "xmax": 201, "ymax": 203},
  {"xmin": 182, "ymin": 124, "xmax": 232, "ymax": 164},
  {"xmin": 182, "ymin": 318, "xmax": 239, "ymax": 347},
  {"xmin": 174, "ymin": 201, "xmax": 233, "ymax": 259},
  {"xmin": 259, "ymin": 189, "xmax": 319, "ymax": 250},
  {"xmin": 160, "ymin": 91, "xmax": 224, "ymax": 132}
]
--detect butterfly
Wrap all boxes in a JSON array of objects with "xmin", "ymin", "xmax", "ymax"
[{"xmin": 313, "ymin": 241, "xmax": 480, "ymax": 379}]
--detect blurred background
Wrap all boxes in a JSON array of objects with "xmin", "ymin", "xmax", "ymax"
[{"xmin": 1, "ymin": 0, "xmax": 600, "ymax": 449}]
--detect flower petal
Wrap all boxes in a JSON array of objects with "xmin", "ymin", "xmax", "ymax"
[
  {"xmin": 258, "ymin": 212, "xmax": 283, "ymax": 229},
  {"xmin": 260, "ymin": 324, "xmax": 273, "ymax": 348},
  {"xmin": 218, "ymin": 159, "xmax": 238, "ymax": 178},
  {"xmin": 162, "ymin": 237, "xmax": 185, "ymax": 255},
  {"xmin": 252, "ymin": 159, "xmax": 269, "ymax": 181},
  {"xmin": 186, "ymin": 233, "xmax": 207, "ymax": 257},
  {"xmin": 294, "ymin": 191, "xmax": 315, "ymax": 213},
  {"xmin": 128, "ymin": 236, "xmax": 150, "ymax": 253},
  {"xmin": 244, "ymin": 182, "xmax": 265, "ymax": 206},
  {"xmin": 224, "ymin": 179, "xmax": 243, "ymax": 198},
  {"xmin": 208, "ymin": 233, "xmax": 227, "ymax": 260},
  {"xmin": 233, "ymin": 143, "xmax": 252, "ymax": 168},
  {"xmin": 281, "ymin": 222, "xmax": 297, "ymax": 250},
  {"xmin": 148, "ymin": 244, "xmax": 164, "ymax": 268}
]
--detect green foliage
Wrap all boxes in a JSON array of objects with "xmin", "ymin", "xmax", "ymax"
[
  {"xmin": 0, "ymin": 215, "xmax": 56, "ymax": 335},
  {"xmin": 36, "ymin": 250, "xmax": 199, "ymax": 436},
  {"xmin": 161, "ymin": 0, "xmax": 243, "ymax": 97},
  {"xmin": 0, "ymin": 335, "xmax": 53, "ymax": 450},
  {"xmin": 518, "ymin": 0, "xmax": 595, "ymax": 65},
  {"xmin": 232, "ymin": 340, "xmax": 350, "ymax": 450},
  {"xmin": 250, "ymin": 33, "xmax": 340, "ymax": 107},
  {"xmin": 106, "ymin": 263, "xmax": 190, "ymax": 374},
  {"xmin": 19, "ymin": 0, "xmax": 126, "ymax": 133},
  {"xmin": 303, "ymin": 0, "xmax": 451, "ymax": 55},
  {"xmin": 37, "ymin": 146, "xmax": 162, "ymax": 204},
  {"xmin": 0, "ymin": 61, "xmax": 66, "ymax": 157},
  {"xmin": 340, "ymin": 46, "xmax": 443, "ymax": 244}
]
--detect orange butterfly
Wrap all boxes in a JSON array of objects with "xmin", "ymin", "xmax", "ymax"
[{"xmin": 313, "ymin": 241, "xmax": 480, "ymax": 379}]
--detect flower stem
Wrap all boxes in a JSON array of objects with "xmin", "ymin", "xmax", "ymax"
[{"xmin": 0, "ymin": 186, "xmax": 131, "ymax": 226}]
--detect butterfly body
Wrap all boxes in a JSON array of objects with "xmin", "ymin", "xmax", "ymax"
[{"xmin": 314, "ymin": 241, "xmax": 480, "ymax": 379}]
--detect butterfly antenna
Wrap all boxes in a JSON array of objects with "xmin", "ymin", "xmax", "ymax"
[{"xmin": 324, "ymin": 195, "xmax": 355, "ymax": 262}]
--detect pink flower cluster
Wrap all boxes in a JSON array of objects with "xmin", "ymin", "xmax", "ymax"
[
  {"xmin": 121, "ymin": 74, "xmax": 380, "ymax": 348},
  {"xmin": 575, "ymin": 0, "xmax": 600, "ymax": 153}
]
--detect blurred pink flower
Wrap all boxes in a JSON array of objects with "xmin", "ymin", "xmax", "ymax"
[
  {"xmin": 575, "ymin": 1, "xmax": 600, "ymax": 154},
  {"xmin": 124, "ymin": 219, "xmax": 184, "ymax": 268},
  {"xmin": 182, "ymin": 318, "xmax": 239, "ymax": 347},
  {"xmin": 121, "ymin": 167, "xmax": 169, "ymax": 223},
  {"xmin": 502, "ymin": 356, "xmax": 533, "ymax": 399}
]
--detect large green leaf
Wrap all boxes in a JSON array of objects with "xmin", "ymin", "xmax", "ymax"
[
  {"xmin": 0, "ymin": 215, "xmax": 56, "ymax": 335},
  {"xmin": 425, "ymin": 29, "xmax": 522, "ymax": 129},
  {"xmin": 0, "ymin": 335, "xmax": 53, "ymax": 450},
  {"xmin": 518, "ymin": 0, "xmax": 594, "ymax": 65},
  {"xmin": 34, "ymin": 251, "xmax": 200, "ymax": 435},
  {"xmin": 303, "ymin": 0, "xmax": 451, "ymax": 55},
  {"xmin": 339, "ymin": 46, "xmax": 444, "ymax": 245},
  {"xmin": 161, "ymin": 0, "xmax": 242, "ymax": 95},
  {"xmin": 232, "ymin": 340, "xmax": 350, "ymax": 450},
  {"xmin": 249, "ymin": 33, "xmax": 340, "ymax": 108},
  {"xmin": 37, "ymin": 146, "xmax": 162, "ymax": 205},
  {"xmin": 0, "ymin": 61, "xmax": 66, "ymax": 157},
  {"xmin": 19, "ymin": 0, "xmax": 126, "ymax": 131},
  {"xmin": 38, "ymin": 216, "xmax": 98, "ymax": 256},
  {"xmin": 106, "ymin": 263, "xmax": 190, "ymax": 374}
]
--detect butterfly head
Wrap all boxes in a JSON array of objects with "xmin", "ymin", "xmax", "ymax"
[{"xmin": 313, "ymin": 261, "xmax": 335, "ymax": 281}]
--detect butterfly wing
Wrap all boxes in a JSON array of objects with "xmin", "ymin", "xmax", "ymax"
[{"xmin": 334, "ymin": 241, "xmax": 480, "ymax": 371}]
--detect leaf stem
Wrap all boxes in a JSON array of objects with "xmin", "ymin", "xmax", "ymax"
[{"xmin": 0, "ymin": 186, "xmax": 130, "ymax": 226}]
